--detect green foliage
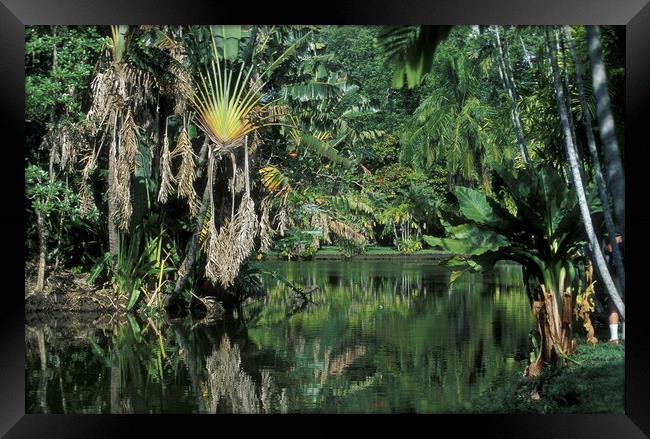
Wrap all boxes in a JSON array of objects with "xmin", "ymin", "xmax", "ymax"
[
  {"xmin": 423, "ymin": 164, "xmax": 599, "ymax": 309},
  {"xmin": 339, "ymin": 238, "xmax": 367, "ymax": 257},
  {"xmin": 25, "ymin": 26, "xmax": 105, "ymax": 125},
  {"xmin": 377, "ymin": 25, "xmax": 452, "ymax": 88},
  {"xmin": 273, "ymin": 229, "xmax": 321, "ymax": 259},
  {"xmin": 25, "ymin": 164, "xmax": 101, "ymax": 265},
  {"xmin": 395, "ymin": 237, "xmax": 422, "ymax": 253}
]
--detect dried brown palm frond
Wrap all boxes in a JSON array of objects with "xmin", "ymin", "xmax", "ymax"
[
  {"xmin": 122, "ymin": 63, "xmax": 156, "ymax": 102},
  {"xmin": 259, "ymin": 196, "xmax": 275, "ymax": 253},
  {"xmin": 157, "ymin": 127, "xmax": 175, "ymax": 204},
  {"xmin": 59, "ymin": 126, "xmax": 79, "ymax": 174},
  {"xmin": 43, "ymin": 125, "xmax": 79, "ymax": 175},
  {"xmin": 172, "ymin": 65, "xmax": 193, "ymax": 114},
  {"xmin": 329, "ymin": 219, "xmax": 365, "ymax": 243},
  {"xmin": 173, "ymin": 124, "xmax": 199, "ymax": 215},
  {"xmin": 87, "ymin": 70, "xmax": 117, "ymax": 131},
  {"xmin": 205, "ymin": 195, "xmax": 258, "ymax": 287},
  {"xmin": 248, "ymin": 132, "xmax": 261, "ymax": 155},
  {"xmin": 113, "ymin": 157, "xmax": 133, "ymax": 231},
  {"xmin": 120, "ymin": 110, "xmax": 139, "ymax": 174},
  {"xmin": 78, "ymin": 179, "xmax": 97, "ymax": 219},
  {"xmin": 204, "ymin": 211, "xmax": 222, "ymax": 283},
  {"xmin": 274, "ymin": 206, "xmax": 291, "ymax": 237},
  {"xmin": 232, "ymin": 168, "xmax": 246, "ymax": 194},
  {"xmin": 77, "ymin": 141, "xmax": 99, "ymax": 219},
  {"xmin": 311, "ymin": 212, "xmax": 331, "ymax": 244}
]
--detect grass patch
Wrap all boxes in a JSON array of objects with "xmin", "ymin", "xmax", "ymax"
[
  {"xmin": 469, "ymin": 340, "xmax": 625, "ymax": 413},
  {"xmin": 264, "ymin": 246, "xmax": 451, "ymax": 258}
]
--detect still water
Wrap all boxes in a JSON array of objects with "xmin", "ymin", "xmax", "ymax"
[{"xmin": 26, "ymin": 260, "xmax": 533, "ymax": 413}]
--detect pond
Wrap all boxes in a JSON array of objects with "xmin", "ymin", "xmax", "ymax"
[{"xmin": 26, "ymin": 260, "xmax": 533, "ymax": 413}]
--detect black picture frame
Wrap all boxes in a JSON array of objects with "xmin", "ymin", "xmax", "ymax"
[{"xmin": 4, "ymin": 0, "xmax": 650, "ymax": 436}]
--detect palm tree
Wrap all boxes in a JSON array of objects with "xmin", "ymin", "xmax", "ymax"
[
  {"xmin": 562, "ymin": 26, "xmax": 624, "ymax": 294},
  {"xmin": 586, "ymin": 25, "xmax": 625, "ymax": 238},
  {"xmin": 545, "ymin": 27, "xmax": 624, "ymax": 320},
  {"xmin": 401, "ymin": 34, "xmax": 502, "ymax": 190},
  {"xmin": 490, "ymin": 26, "xmax": 531, "ymax": 165},
  {"xmin": 84, "ymin": 25, "xmax": 158, "ymax": 256}
]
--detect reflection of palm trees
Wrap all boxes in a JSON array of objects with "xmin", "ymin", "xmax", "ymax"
[
  {"xmin": 203, "ymin": 334, "xmax": 279, "ymax": 414},
  {"xmin": 26, "ymin": 326, "xmax": 49, "ymax": 413}
]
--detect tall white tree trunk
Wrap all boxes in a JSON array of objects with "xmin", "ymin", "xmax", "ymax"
[
  {"xmin": 546, "ymin": 27, "xmax": 625, "ymax": 320},
  {"xmin": 586, "ymin": 25, "xmax": 625, "ymax": 238},
  {"xmin": 564, "ymin": 26, "xmax": 625, "ymax": 294}
]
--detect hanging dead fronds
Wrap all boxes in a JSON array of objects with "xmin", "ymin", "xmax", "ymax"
[
  {"xmin": 87, "ymin": 69, "xmax": 116, "ymax": 131},
  {"xmin": 120, "ymin": 110, "xmax": 139, "ymax": 174},
  {"xmin": 206, "ymin": 196, "xmax": 258, "ymax": 287},
  {"xmin": 259, "ymin": 197, "xmax": 275, "ymax": 253},
  {"xmin": 274, "ymin": 206, "xmax": 292, "ymax": 237},
  {"xmin": 311, "ymin": 212, "xmax": 331, "ymax": 244},
  {"xmin": 158, "ymin": 126, "xmax": 175, "ymax": 204},
  {"xmin": 113, "ymin": 157, "xmax": 133, "ymax": 231},
  {"xmin": 329, "ymin": 219, "xmax": 365, "ymax": 243},
  {"xmin": 232, "ymin": 168, "xmax": 246, "ymax": 194},
  {"xmin": 204, "ymin": 196, "xmax": 258, "ymax": 287},
  {"xmin": 204, "ymin": 214, "xmax": 222, "ymax": 286},
  {"xmin": 173, "ymin": 124, "xmax": 199, "ymax": 215}
]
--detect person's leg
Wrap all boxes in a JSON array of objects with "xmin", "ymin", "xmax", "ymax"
[{"xmin": 608, "ymin": 303, "xmax": 619, "ymax": 342}]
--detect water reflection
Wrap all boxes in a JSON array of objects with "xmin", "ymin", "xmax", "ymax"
[{"xmin": 26, "ymin": 260, "xmax": 532, "ymax": 413}]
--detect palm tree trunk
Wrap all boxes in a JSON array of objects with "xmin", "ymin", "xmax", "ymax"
[
  {"xmin": 166, "ymin": 182, "xmax": 212, "ymax": 310},
  {"xmin": 586, "ymin": 25, "xmax": 625, "ymax": 238},
  {"xmin": 564, "ymin": 26, "xmax": 625, "ymax": 294},
  {"xmin": 493, "ymin": 26, "xmax": 531, "ymax": 165},
  {"xmin": 36, "ymin": 208, "xmax": 47, "ymax": 295},
  {"xmin": 108, "ymin": 118, "xmax": 119, "ymax": 257},
  {"xmin": 546, "ymin": 27, "xmax": 625, "ymax": 320}
]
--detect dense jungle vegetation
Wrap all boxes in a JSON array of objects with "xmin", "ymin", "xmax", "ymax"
[{"xmin": 25, "ymin": 25, "xmax": 625, "ymax": 381}]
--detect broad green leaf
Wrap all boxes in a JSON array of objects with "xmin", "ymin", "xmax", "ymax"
[
  {"xmin": 423, "ymin": 225, "xmax": 508, "ymax": 256},
  {"xmin": 454, "ymin": 186, "xmax": 498, "ymax": 225}
]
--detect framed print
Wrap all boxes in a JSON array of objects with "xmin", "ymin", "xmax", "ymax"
[{"xmin": 4, "ymin": 0, "xmax": 650, "ymax": 436}]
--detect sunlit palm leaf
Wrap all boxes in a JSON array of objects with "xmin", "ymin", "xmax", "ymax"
[
  {"xmin": 190, "ymin": 60, "xmax": 267, "ymax": 146},
  {"xmin": 259, "ymin": 166, "xmax": 290, "ymax": 193},
  {"xmin": 377, "ymin": 25, "xmax": 452, "ymax": 88}
]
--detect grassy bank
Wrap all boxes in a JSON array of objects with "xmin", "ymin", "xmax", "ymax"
[
  {"xmin": 470, "ymin": 340, "xmax": 625, "ymax": 413},
  {"xmin": 263, "ymin": 246, "xmax": 453, "ymax": 260}
]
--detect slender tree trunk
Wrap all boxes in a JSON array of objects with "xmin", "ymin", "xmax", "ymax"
[
  {"xmin": 108, "ymin": 117, "xmax": 119, "ymax": 257},
  {"xmin": 166, "ymin": 181, "xmax": 212, "ymax": 309},
  {"xmin": 36, "ymin": 210, "xmax": 48, "ymax": 295},
  {"xmin": 586, "ymin": 25, "xmax": 625, "ymax": 238},
  {"xmin": 519, "ymin": 32, "xmax": 533, "ymax": 68},
  {"xmin": 493, "ymin": 26, "xmax": 531, "ymax": 165},
  {"xmin": 557, "ymin": 31, "xmax": 590, "ymax": 195},
  {"xmin": 546, "ymin": 27, "xmax": 625, "ymax": 320},
  {"xmin": 564, "ymin": 26, "xmax": 625, "ymax": 294},
  {"xmin": 36, "ymin": 26, "xmax": 58, "ymax": 294}
]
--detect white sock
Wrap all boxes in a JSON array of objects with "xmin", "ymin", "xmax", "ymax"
[{"xmin": 609, "ymin": 323, "xmax": 619, "ymax": 341}]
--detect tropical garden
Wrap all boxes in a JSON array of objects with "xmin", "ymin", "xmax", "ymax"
[{"xmin": 25, "ymin": 25, "xmax": 625, "ymax": 413}]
